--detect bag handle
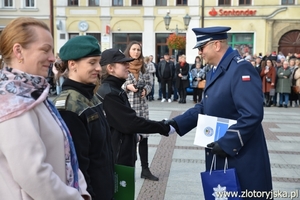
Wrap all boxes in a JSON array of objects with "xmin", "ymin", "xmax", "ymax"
[
  {"xmin": 209, "ymin": 155, "xmax": 228, "ymax": 175},
  {"xmin": 209, "ymin": 154, "xmax": 216, "ymax": 174}
]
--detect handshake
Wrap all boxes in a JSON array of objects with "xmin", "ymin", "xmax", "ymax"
[{"xmin": 160, "ymin": 119, "xmax": 178, "ymax": 137}]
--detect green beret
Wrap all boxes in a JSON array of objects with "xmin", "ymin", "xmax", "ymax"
[{"xmin": 59, "ymin": 35, "xmax": 101, "ymax": 61}]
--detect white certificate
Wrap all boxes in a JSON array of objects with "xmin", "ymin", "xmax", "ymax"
[{"xmin": 194, "ymin": 114, "xmax": 237, "ymax": 147}]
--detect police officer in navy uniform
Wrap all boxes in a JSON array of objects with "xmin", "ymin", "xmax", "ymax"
[{"xmin": 167, "ymin": 27, "xmax": 273, "ymax": 199}]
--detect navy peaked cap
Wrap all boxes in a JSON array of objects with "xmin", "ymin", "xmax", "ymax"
[{"xmin": 192, "ymin": 26, "xmax": 231, "ymax": 49}]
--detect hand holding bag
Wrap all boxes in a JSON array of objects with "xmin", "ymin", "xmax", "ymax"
[
  {"xmin": 201, "ymin": 153, "xmax": 242, "ymax": 200},
  {"xmin": 181, "ymin": 75, "xmax": 188, "ymax": 80},
  {"xmin": 198, "ymin": 80, "xmax": 206, "ymax": 89},
  {"xmin": 180, "ymin": 68, "xmax": 188, "ymax": 80},
  {"xmin": 266, "ymin": 76, "xmax": 271, "ymax": 83}
]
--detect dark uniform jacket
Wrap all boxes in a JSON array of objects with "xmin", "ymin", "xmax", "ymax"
[
  {"xmin": 172, "ymin": 48, "xmax": 273, "ymax": 199},
  {"xmin": 53, "ymin": 79, "xmax": 114, "ymax": 200},
  {"xmin": 96, "ymin": 75, "xmax": 170, "ymax": 167}
]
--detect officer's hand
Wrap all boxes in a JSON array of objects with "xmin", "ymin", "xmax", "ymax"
[
  {"xmin": 168, "ymin": 125, "xmax": 176, "ymax": 135},
  {"xmin": 207, "ymin": 142, "xmax": 228, "ymax": 157}
]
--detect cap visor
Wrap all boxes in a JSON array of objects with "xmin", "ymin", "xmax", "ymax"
[{"xmin": 117, "ymin": 57, "xmax": 135, "ymax": 63}]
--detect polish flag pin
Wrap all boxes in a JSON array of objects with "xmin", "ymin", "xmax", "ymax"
[{"xmin": 242, "ymin": 75, "xmax": 250, "ymax": 81}]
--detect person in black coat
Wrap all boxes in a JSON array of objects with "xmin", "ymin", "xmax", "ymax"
[
  {"xmin": 97, "ymin": 48, "xmax": 172, "ymax": 168},
  {"xmin": 157, "ymin": 53, "xmax": 175, "ymax": 102},
  {"xmin": 53, "ymin": 35, "xmax": 114, "ymax": 200},
  {"xmin": 175, "ymin": 55, "xmax": 190, "ymax": 103}
]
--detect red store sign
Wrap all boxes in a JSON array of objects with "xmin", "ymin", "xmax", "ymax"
[{"xmin": 209, "ymin": 7, "xmax": 257, "ymax": 17}]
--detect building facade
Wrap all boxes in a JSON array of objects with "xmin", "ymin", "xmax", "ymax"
[
  {"xmin": 0, "ymin": 0, "xmax": 299, "ymax": 63},
  {"xmin": 0, "ymin": 0, "xmax": 52, "ymax": 34}
]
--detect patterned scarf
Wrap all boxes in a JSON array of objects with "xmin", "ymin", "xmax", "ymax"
[
  {"xmin": 0, "ymin": 66, "xmax": 79, "ymax": 190},
  {"xmin": 129, "ymin": 59, "xmax": 143, "ymax": 81}
]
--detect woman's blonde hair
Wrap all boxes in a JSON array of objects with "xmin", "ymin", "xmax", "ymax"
[
  {"xmin": 0, "ymin": 17, "xmax": 50, "ymax": 68},
  {"xmin": 144, "ymin": 56, "xmax": 150, "ymax": 63}
]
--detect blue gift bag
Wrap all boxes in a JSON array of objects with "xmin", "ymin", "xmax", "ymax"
[{"xmin": 201, "ymin": 154, "xmax": 242, "ymax": 200}]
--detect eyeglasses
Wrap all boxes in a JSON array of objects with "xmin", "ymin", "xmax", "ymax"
[{"xmin": 197, "ymin": 41, "xmax": 215, "ymax": 52}]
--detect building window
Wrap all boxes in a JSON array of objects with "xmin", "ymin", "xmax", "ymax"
[
  {"xmin": 227, "ymin": 33, "xmax": 254, "ymax": 56},
  {"xmin": 239, "ymin": 0, "xmax": 251, "ymax": 5},
  {"xmin": 60, "ymin": 33, "xmax": 66, "ymax": 40},
  {"xmin": 68, "ymin": 33, "xmax": 79, "ymax": 39},
  {"xmin": 89, "ymin": 0, "xmax": 99, "ymax": 6},
  {"xmin": 4, "ymin": 0, "xmax": 13, "ymax": 7},
  {"xmin": 176, "ymin": 0, "xmax": 187, "ymax": 5},
  {"xmin": 132, "ymin": 0, "xmax": 142, "ymax": 6},
  {"xmin": 112, "ymin": 33, "xmax": 142, "ymax": 51},
  {"xmin": 25, "ymin": 0, "xmax": 35, "ymax": 7},
  {"xmin": 156, "ymin": 0, "xmax": 166, "ymax": 6},
  {"xmin": 112, "ymin": 0, "xmax": 123, "ymax": 6},
  {"xmin": 218, "ymin": 0, "xmax": 231, "ymax": 6},
  {"xmin": 86, "ymin": 33, "xmax": 101, "ymax": 43},
  {"xmin": 281, "ymin": 0, "xmax": 294, "ymax": 5},
  {"xmin": 156, "ymin": 33, "xmax": 186, "ymax": 63},
  {"xmin": 68, "ymin": 0, "xmax": 78, "ymax": 6}
]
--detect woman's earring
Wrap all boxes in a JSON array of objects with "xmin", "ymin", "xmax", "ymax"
[
  {"xmin": 74, "ymin": 69, "xmax": 77, "ymax": 72},
  {"xmin": 18, "ymin": 59, "xmax": 23, "ymax": 63}
]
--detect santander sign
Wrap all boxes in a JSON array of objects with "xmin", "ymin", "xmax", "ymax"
[{"xmin": 209, "ymin": 7, "xmax": 257, "ymax": 17}]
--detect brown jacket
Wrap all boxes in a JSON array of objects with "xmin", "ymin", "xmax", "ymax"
[{"xmin": 260, "ymin": 63, "xmax": 276, "ymax": 93}]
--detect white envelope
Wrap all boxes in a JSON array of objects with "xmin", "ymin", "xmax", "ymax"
[{"xmin": 194, "ymin": 114, "xmax": 237, "ymax": 147}]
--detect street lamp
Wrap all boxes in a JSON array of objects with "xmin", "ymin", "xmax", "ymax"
[
  {"xmin": 163, "ymin": 13, "xmax": 191, "ymax": 35},
  {"xmin": 163, "ymin": 13, "xmax": 191, "ymax": 63}
]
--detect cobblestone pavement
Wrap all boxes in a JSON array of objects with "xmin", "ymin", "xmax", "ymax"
[{"xmin": 134, "ymin": 98, "xmax": 300, "ymax": 200}]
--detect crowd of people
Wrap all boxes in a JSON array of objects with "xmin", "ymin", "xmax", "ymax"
[
  {"xmin": 145, "ymin": 49, "xmax": 300, "ymax": 108},
  {"xmin": 245, "ymin": 51, "xmax": 300, "ymax": 108}
]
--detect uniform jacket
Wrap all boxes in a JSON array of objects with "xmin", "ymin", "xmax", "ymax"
[
  {"xmin": 157, "ymin": 60, "xmax": 175, "ymax": 80},
  {"xmin": 53, "ymin": 79, "xmax": 114, "ymax": 200},
  {"xmin": 97, "ymin": 75, "xmax": 170, "ymax": 167},
  {"xmin": 260, "ymin": 64, "xmax": 276, "ymax": 93},
  {"xmin": 175, "ymin": 62, "xmax": 190, "ymax": 89},
  {"xmin": 276, "ymin": 67, "xmax": 292, "ymax": 94},
  {"xmin": 172, "ymin": 48, "xmax": 273, "ymax": 198},
  {"xmin": 0, "ymin": 103, "xmax": 90, "ymax": 200},
  {"xmin": 122, "ymin": 70, "xmax": 152, "ymax": 137}
]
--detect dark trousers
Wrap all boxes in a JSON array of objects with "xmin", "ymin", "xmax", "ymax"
[
  {"xmin": 264, "ymin": 92, "xmax": 271, "ymax": 106},
  {"xmin": 150, "ymin": 79, "xmax": 154, "ymax": 97},
  {"xmin": 161, "ymin": 78, "xmax": 172, "ymax": 99},
  {"xmin": 158, "ymin": 82, "xmax": 162, "ymax": 99},
  {"xmin": 172, "ymin": 80, "xmax": 178, "ymax": 100},
  {"xmin": 193, "ymin": 88, "xmax": 203, "ymax": 102},
  {"xmin": 138, "ymin": 138, "xmax": 149, "ymax": 168},
  {"xmin": 178, "ymin": 85, "xmax": 187, "ymax": 101}
]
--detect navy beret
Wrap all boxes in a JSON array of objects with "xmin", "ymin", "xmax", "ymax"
[
  {"xmin": 100, "ymin": 48, "xmax": 134, "ymax": 66},
  {"xmin": 59, "ymin": 35, "xmax": 101, "ymax": 61},
  {"xmin": 192, "ymin": 26, "xmax": 231, "ymax": 49}
]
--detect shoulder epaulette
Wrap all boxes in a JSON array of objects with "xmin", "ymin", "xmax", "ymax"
[
  {"xmin": 233, "ymin": 56, "xmax": 245, "ymax": 63},
  {"xmin": 53, "ymin": 91, "xmax": 70, "ymax": 110}
]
